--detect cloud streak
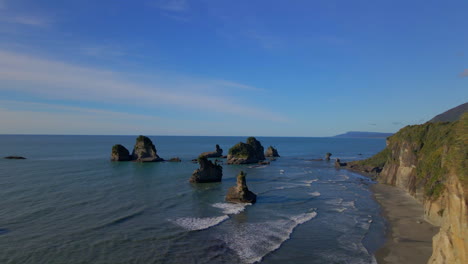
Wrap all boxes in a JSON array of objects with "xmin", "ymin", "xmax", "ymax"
[
  {"xmin": 460, "ymin": 69, "xmax": 468, "ymax": 77},
  {"xmin": 0, "ymin": 50, "xmax": 288, "ymax": 122},
  {"xmin": 152, "ymin": 0, "xmax": 189, "ymax": 12}
]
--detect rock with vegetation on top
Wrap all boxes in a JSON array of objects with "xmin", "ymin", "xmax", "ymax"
[
  {"xmin": 199, "ymin": 144, "xmax": 223, "ymax": 158},
  {"xmin": 265, "ymin": 146, "xmax": 280, "ymax": 157},
  {"xmin": 225, "ymin": 171, "xmax": 257, "ymax": 203},
  {"xmin": 4, "ymin": 156, "xmax": 26, "ymax": 160},
  {"xmin": 227, "ymin": 137, "xmax": 265, "ymax": 164},
  {"xmin": 190, "ymin": 156, "xmax": 223, "ymax": 183},
  {"xmin": 131, "ymin": 135, "xmax": 163, "ymax": 162},
  {"xmin": 325, "ymin": 152, "xmax": 332, "ymax": 161},
  {"xmin": 111, "ymin": 144, "xmax": 131, "ymax": 161}
]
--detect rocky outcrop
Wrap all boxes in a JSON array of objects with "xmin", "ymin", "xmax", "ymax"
[
  {"xmin": 325, "ymin": 152, "xmax": 332, "ymax": 161},
  {"xmin": 110, "ymin": 144, "xmax": 131, "ymax": 161},
  {"xmin": 227, "ymin": 137, "xmax": 265, "ymax": 164},
  {"xmin": 190, "ymin": 156, "xmax": 223, "ymax": 183},
  {"xmin": 4, "ymin": 156, "xmax": 26, "ymax": 160},
  {"xmin": 344, "ymin": 113, "xmax": 468, "ymax": 264},
  {"xmin": 334, "ymin": 158, "xmax": 347, "ymax": 167},
  {"xmin": 167, "ymin": 157, "xmax": 181, "ymax": 162},
  {"xmin": 225, "ymin": 171, "xmax": 257, "ymax": 203},
  {"xmin": 265, "ymin": 146, "xmax": 280, "ymax": 157},
  {"xmin": 200, "ymin": 144, "xmax": 223, "ymax": 158},
  {"xmin": 131, "ymin": 135, "xmax": 163, "ymax": 162}
]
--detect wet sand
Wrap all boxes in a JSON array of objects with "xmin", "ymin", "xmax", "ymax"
[{"xmin": 371, "ymin": 183, "xmax": 439, "ymax": 264}]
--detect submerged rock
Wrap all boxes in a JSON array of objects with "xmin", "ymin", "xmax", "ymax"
[
  {"xmin": 227, "ymin": 137, "xmax": 265, "ymax": 164},
  {"xmin": 225, "ymin": 171, "xmax": 257, "ymax": 204},
  {"xmin": 325, "ymin": 152, "xmax": 332, "ymax": 161},
  {"xmin": 200, "ymin": 144, "xmax": 223, "ymax": 158},
  {"xmin": 4, "ymin": 156, "xmax": 26, "ymax": 160},
  {"xmin": 131, "ymin": 135, "xmax": 163, "ymax": 162},
  {"xmin": 111, "ymin": 144, "xmax": 131, "ymax": 161},
  {"xmin": 190, "ymin": 156, "xmax": 223, "ymax": 183},
  {"xmin": 168, "ymin": 157, "xmax": 181, "ymax": 162},
  {"xmin": 265, "ymin": 146, "xmax": 280, "ymax": 157}
]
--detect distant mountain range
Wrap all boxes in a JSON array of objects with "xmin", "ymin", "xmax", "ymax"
[
  {"xmin": 333, "ymin": 131, "xmax": 394, "ymax": 138},
  {"xmin": 429, "ymin": 102, "xmax": 468, "ymax": 123}
]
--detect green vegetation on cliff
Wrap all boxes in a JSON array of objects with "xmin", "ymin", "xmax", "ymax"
[{"xmin": 354, "ymin": 113, "xmax": 467, "ymax": 200}]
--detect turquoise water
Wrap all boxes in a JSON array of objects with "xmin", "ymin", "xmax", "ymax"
[{"xmin": 0, "ymin": 135, "xmax": 387, "ymax": 263}]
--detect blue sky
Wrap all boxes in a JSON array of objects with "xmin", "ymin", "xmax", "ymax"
[{"xmin": 0, "ymin": 0, "xmax": 467, "ymax": 136}]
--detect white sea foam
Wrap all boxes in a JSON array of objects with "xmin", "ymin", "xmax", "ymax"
[
  {"xmin": 325, "ymin": 198, "xmax": 343, "ymax": 206},
  {"xmin": 212, "ymin": 203, "xmax": 250, "ymax": 215},
  {"xmin": 332, "ymin": 207, "xmax": 347, "ymax": 213},
  {"xmin": 302, "ymin": 179, "xmax": 318, "ymax": 186},
  {"xmin": 308, "ymin": 191, "xmax": 321, "ymax": 197},
  {"xmin": 217, "ymin": 211, "xmax": 318, "ymax": 263},
  {"xmin": 279, "ymin": 169, "xmax": 285, "ymax": 174},
  {"xmin": 172, "ymin": 215, "xmax": 229, "ymax": 231},
  {"xmin": 342, "ymin": 201, "xmax": 355, "ymax": 208}
]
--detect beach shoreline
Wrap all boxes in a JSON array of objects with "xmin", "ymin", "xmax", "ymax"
[{"xmin": 370, "ymin": 183, "xmax": 439, "ymax": 264}]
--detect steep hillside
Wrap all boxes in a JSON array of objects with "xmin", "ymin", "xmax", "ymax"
[
  {"xmin": 429, "ymin": 102, "xmax": 468, "ymax": 123},
  {"xmin": 347, "ymin": 113, "xmax": 467, "ymax": 264}
]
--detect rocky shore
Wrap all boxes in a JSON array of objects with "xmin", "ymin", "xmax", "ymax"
[{"xmin": 338, "ymin": 113, "xmax": 468, "ymax": 264}]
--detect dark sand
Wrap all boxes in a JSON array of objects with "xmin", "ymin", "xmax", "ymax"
[{"xmin": 371, "ymin": 183, "xmax": 439, "ymax": 264}]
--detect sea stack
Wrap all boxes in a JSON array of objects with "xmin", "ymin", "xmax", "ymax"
[
  {"xmin": 225, "ymin": 171, "xmax": 257, "ymax": 203},
  {"xmin": 325, "ymin": 152, "xmax": 332, "ymax": 161},
  {"xmin": 190, "ymin": 156, "xmax": 223, "ymax": 183},
  {"xmin": 265, "ymin": 146, "xmax": 280, "ymax": 157},
  {"xmin": 227, "ymin": 137, "xmax": 265, "ymax": 164},
  {"xmin": 131, "ymin": 135, "xmax": 163, "ymax": 162},
  {"xmin": 199, "ymin": 144, "xmax": 223, "ymax": 158},
  {"xmin": 110, "ymin": 144, "xmax": 131, "ymax": 161}
]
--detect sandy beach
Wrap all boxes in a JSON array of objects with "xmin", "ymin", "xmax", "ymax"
[{"xmin": 371, "ymin": 183, "xmax": 439, "ymax": 264}]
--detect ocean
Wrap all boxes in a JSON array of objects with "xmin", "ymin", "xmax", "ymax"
[{"xmin": 0, "ymin": 135, "xmax": 387, "ymax": 264}]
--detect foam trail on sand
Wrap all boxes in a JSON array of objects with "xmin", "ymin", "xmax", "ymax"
[
  {"xmin": 218, "ymin": 211, "xmax": 318, "ymax": 263},
  {"xmin": 172, "ymin": 215, "xmax": 229, "ymax": 231},
  {"xmin": 212, "ymin": 203, "xmax": 250, "ymax": 215}
]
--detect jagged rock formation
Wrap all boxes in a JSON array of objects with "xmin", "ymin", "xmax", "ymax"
[
  {"xmin": 199, "ymin": 144, "xmax": 223, "ymax": 158},
  {"xmin": 131, "ymin": 135, "xmax": 163, "ymax": 162},
  {"xmin": 344, "ymin": 113, "xmax": 468, "ymax": 264},
  {"xmin": 227, "ymin": 137, "xmax": 265, "ymax": 164},
  {"xmin": 4, "ymin": 156, "xmax": 26, "ymax": 160},
  {"xmin": 265, "ymin": 146, "xmax": 280, "ymax": 157},
  {"xmin": 110, "ymin": 136, "xmax": 164, "ymax": 162},
  {"xmin": 190, "ymin": 156, "xmax": 223, "ymax": 183},
  {"xmin": 225, "ymin": 171, "xmax": 257, "ymax": 203},
  {"xmin": 325, "ymin": 152, "xmax": 332, "ymax": 161},
  {"xmin": 110, "ymin": 144, "xmax": 131, "ymax": 161}
]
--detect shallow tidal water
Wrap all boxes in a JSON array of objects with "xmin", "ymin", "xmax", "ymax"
[{"xmin": 0, "ymin": 135, "xmax": 387, "ymax": 264}]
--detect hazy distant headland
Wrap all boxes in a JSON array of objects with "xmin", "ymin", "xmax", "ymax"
[{"xmin": 333, "ymin": 131, "xmax": 394, "ymax": 138}]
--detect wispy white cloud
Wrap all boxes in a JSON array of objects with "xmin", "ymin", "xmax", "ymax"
[
  {"xmin": 460, "ymin": 69, "xmax": 468, "ymax": 77},
  {"xmin": 0, "ymin": 15, "xmax": 50, "ymax": 27},
  {"xmin": 152, "ymin": 0, "xmax": 189, "ymax": 12},
  {"xmin": 79, "ymin": 45, "xmax": 126, "ymax": 58},
  {"xmin": 0, "ymin": 49, "xmax": 288, "ymax": 122},
  {"xmin": 245, "ymin": 30, "xmax": 282, "ymax": 50}
]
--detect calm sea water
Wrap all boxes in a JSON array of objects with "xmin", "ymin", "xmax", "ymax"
[{"xmin": 0, "ymin": 135, "xmax": 387, "ymax": 264}]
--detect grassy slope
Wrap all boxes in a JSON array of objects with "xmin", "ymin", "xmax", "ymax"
[{"xmin": 354, "ymin": 113, "xmax": 467, "ymax": 200}]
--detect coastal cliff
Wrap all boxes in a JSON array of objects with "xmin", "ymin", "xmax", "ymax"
[{"xmin": 347, "ymin": 113, "xmax": 467, "ymax": 264}]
